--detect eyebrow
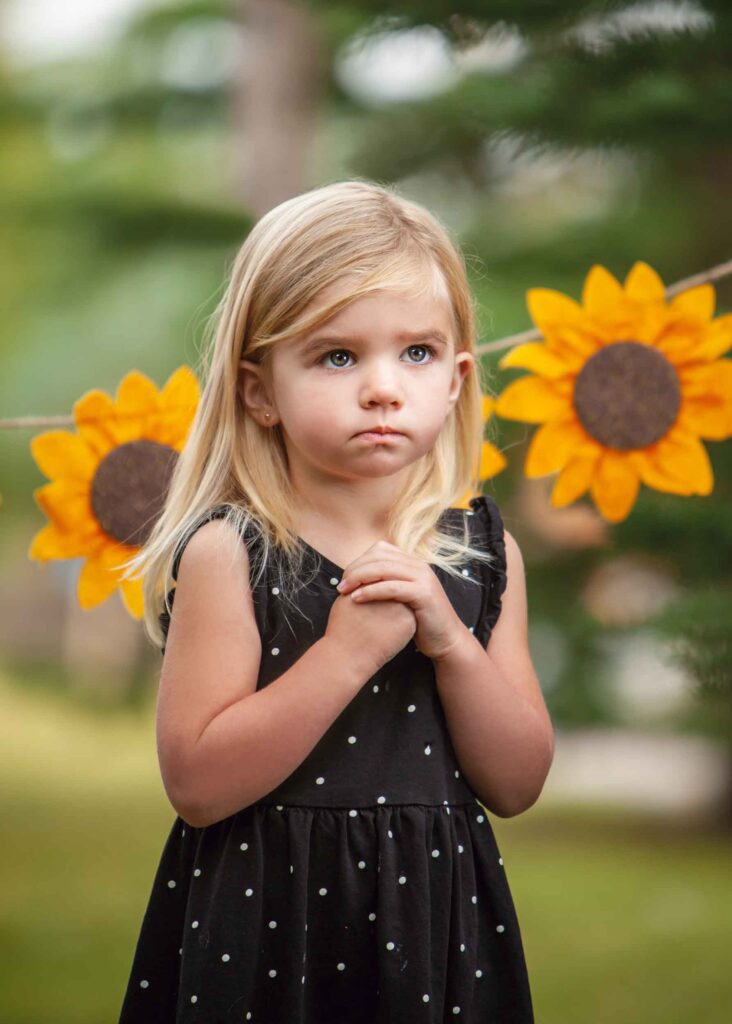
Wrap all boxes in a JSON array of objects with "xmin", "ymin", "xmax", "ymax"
[{"xmin": 301, "ymin": 329, "xmax": 450, "ymax": 354}]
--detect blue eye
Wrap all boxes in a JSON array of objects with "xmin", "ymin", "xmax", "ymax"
[{"xmin": 318, "ymin": 344, "xmax": 437, "ymax": 369}]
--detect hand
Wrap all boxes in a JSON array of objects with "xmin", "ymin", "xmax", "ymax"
[{"xmin": 335, "ymin": 540, "xmax": 467, "ymax": 662}]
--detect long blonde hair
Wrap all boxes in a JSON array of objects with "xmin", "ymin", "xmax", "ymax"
[{"xmin": 121, "ymin": 178, "xmax": 501, "ymax": 651}]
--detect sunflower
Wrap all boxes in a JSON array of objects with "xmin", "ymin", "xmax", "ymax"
[
  {"xmin": 494, "ymin": 262, "xmax": 732, "ymax": 522},
  {"xmin": 29, "ymin": 367, "xmax": 199, "ymax": 618},
  {"xmin": 457, "ymin": 393, "xmax": 508, "ymax": 508}
]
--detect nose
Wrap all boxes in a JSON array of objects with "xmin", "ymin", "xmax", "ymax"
[{"xmin": 359, "ymin": 357, "xmax": 404, "ymax": 407}]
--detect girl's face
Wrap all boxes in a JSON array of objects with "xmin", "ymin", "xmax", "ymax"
[{"xmin": 240, "ymin": 274, "xmax": 474, "ymax": 492}]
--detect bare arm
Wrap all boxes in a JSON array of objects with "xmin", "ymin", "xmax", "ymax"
[
  {"xmin": 433, "ymin": 528, "xmax": 555, "ymax": 818},
  {"xmin": 156, "ymin": 519, "xmax": 375, "ymax": 829}
]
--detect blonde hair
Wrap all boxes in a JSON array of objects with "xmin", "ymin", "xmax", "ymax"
[{"xmin": 122, "ymin": 178, "xmax": 501, "ymax": 651}]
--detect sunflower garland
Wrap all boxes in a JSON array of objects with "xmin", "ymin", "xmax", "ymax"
[
  {"xmin": 494, "ymin": 262, "xmax": 732, "ymax": 522},
  {"xmin": 28, "ymin": 367, "xmax": 199, "ymax": 618}
]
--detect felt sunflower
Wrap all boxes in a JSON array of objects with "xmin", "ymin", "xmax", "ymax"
[
  {"xmin": 29, "ymin": 367, "xmax": 199, "ymax": 618},
  {"xmin": 494, "ymin": 262, "xmax": 732, "ymax": 522},
  {"xmin": 457, "ymin": 393, "xmax": 507, "ymax": 508}
]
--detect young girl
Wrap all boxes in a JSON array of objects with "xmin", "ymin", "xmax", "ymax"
[{"xmin": 118, "ymin": 179, "xmax": 553, "ymax": 1023}]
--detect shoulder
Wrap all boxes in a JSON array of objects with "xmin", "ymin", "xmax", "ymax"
[{"xmin": 175, "ymin": 515, "xmax": 252, "ymax": 585}]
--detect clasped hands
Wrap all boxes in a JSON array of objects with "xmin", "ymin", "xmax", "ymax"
[{"xmin": 335, "ymin": 539, "xmax": 468, "ymax": 662}]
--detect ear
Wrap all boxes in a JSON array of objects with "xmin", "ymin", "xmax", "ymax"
[
  {"xmin": 238, "ymin": 359, "xmax": 278, "ymax": 427},
  {"xmin": 447, "ymin": 351, "xmax": 475, "ymax": 409}
]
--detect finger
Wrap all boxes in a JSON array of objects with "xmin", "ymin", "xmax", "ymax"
[
  {"xmin": 350, "ymin": 579, "xmax": 415, "ymax": 602},
  {"xmin": 338, "ymin": 559, "xmax": 416, "ymax": 594}
]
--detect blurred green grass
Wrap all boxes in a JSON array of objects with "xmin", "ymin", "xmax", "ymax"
[{"xmin": 1, "ymin": 668, "xmax": 730, "ymax": 1024}]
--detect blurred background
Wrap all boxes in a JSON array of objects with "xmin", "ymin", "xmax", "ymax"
[{"xmin": 1, "ymin": 1, "xmax": 731, "ymax": 1021}]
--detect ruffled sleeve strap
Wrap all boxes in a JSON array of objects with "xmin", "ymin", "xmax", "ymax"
[{"xmin": 468, "ymin": 494, "xmax": 508, "ymax": 647}]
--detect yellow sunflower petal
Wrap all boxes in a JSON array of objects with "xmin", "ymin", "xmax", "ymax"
[
  {"xmin": 590, "ymin": 450, "xmax": 640, "ymax": 522},
  {"xmin": 674, "ymin": 313, "xmax": 732, "ymax": 364},
  {"xmin": 623, "ymin": 261, "xmax": 666, "ymax": 304},
  {"xmin": 30, "ymin": 430, "xmax": 97, "ymax": 483},
  {"xmin": 525, "ymin": 416, "xmax": 590, "ymax": 477},
  {"xmin": 155, "ymin": 365, "xmax": 201, "ymax": 448},
  {"xmin": 73, "ymin": 389, "xmax": 125, "ymax": 457},
  {"xmin": 115, "ymin": 370, "xmax": 161, "ymax": 440},
  {"xmin": 479, "ymin": 441, "xmax": 507, "ymax": 481},
  {"xmin": 670, "ymin": 283, "xmax": 715, "ymax": 323},
  {"xmin": 626, "ymin": 451, "xmax": 695, "ymax": 496},
  {"xmin": 493, "ymin": 376, "xmax": 570, "ymax": 423},
  {"xmin": 676, "ymin": 395, "xmax": 730, "ymax": 441},
  {"xmin": 651, "ymin": 426, "xmax": 713, "ymax": 495},
  {"xmin": 78, "ymin": 554, "xmax": 122, "ymax": 608},
  {"xmin": 118, "ymin": 575, "xmax": 145, "ymax": 619},
  {"xmin": 481, "ymin": 393, "xmax": 495, "ymax": 422},
  {"xmin": 526, "ymin": 287, "xmax": 584, "ymax": 329},
  {"xmin": 28, "ymin": 522, "xmax": 106, "ymax": 561},
  {"xmin": 498, "ymin": 341, "xmax": 581, "ymax": 379},
  {"xmin": 582, "ymin": 265, "xmax": 625, "ymax": 318},
  {"xmin": 551, "ymin": 449, "xmax": 601, "ymax": 506},
  {"xmin": 34, "ymin": 479, "xmax": 93, "ymax": 534}
]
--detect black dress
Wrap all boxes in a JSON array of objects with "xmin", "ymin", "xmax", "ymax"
[{"xmin": 118, "ymin": 494, "xmax": 535, "ymax": 1023}]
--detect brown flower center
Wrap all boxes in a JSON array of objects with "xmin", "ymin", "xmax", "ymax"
[
  {"xmin": 91, "ymin": 440, "xmax": 179, "ymax": 546},
  {"xmin": 573, "ymin": 341, "xmax": 681, "ymax": 450}
]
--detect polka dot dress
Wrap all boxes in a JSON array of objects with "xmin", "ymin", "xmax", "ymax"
[{"xmin": 117, "ymin": 495, "xmax": 535, "ymax": 1023}]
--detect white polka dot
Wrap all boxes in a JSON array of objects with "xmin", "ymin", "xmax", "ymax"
[
  {"xmin": 140, "ymin": 979, "xmax": 149, "ymax": 989},
  {"xmin": 315, "ymin": 776, "xmax": 325, "ymax": 785},
  {"xmin": 455, "ymin": 770, "xmax": 460, "ymax": 777},
  {"xmin": 181, "ymin": 828, "xmax": 186, "ymax": 837},
  {"xmin": 471, "ymin": 895, "xmax": 477, "ymax": 904},
  {"xmin": 193, "ymin": 868, "xmax": 201, "ymax": 877},
  {"xmin": 178, "ymin": 948, "xmax": 182, "ymax": 955},
  {"xmin": 377, "ymin": 795, "xmax": 386, "ymax": 804},
  {"xmin": 462, "ymin": 568, "xmax": 470, "ymax": 576},
  {"xmin": 476, "ymin": 969, "xmax": 483, "ymax": 978},
  {"xmin": 386, "ymin": 941, "xmax": 395, "ymax": 950},
  {"xmin": 496, "ymin": 924, "xmax": 505, "ymax": 933},
  {"xmin": 319, "ymin": 887, "xmax": 328, "ymax": 896},
  {"xmin": 240, "ymin": 842, "xmax": 249, "ymax": 851},
  {"xmin": 460, "ymin": 943, "xmax": 466, "ymax": 952},
  {"xmin": 422, "ymin": 993, "xmax": 430, "ymax": 1002},
  {"xmin": 349, "ymin": 809, "xmax": 357, "ymax": 817},
  {"xmin": 191, "ymin": 920, "xmax": 199, "ymax": 928},
  {"xmin": 348, "ymin": 735, "xmax": 357, "ymax": 744},
  {"xmin": 276, "ymin": 805, "xmax": 283, "ymax": 811},
  {"xmin": 245, "ymin": 888, "xmax": 253, "ymax": 897},
  {"xmin": 398, "ymin": 875, "xmax": 407, "ymax": 885},
  {"xmin": 290, "ymin": 864, "xmax": 294, "ymax": 873},
  {"xmin": 330, "ymin": 577, "xmax": 339, "ymax": 586},
  {"xmin": 469, "ymin": 626, "xmax": 474, "ymax": 633},
  {"xmin": 368, "ymin": 912, "xmax": 376, "ymax": 921},
  {"xmin": 431, "ymin": 849, "xmax": 440, "ymax": 858},
  {"xmin": 247, "ymin": 1014, "xmax": 252, "ymax": 1020},
  {"xmin": 467, "ymin": 510, "xmax": 474, "ymax": 516},
  {"xmin": 358, "ymin": 860, "xmax": 366, "ymax": 869},
  {"xmin": 458, "ymin": 844, "xmax": 464, "ymax": 853},
  {"xmin": 499, "ymin": 857, "xmax": 503, "ymax": 866},
  {"xmin": 407, "ymin": 704, "xmax": 416, "ymax": 712},
  {"xmin": 222, "ymin": 953, "xmax": 230, "ymax": 962},
  {"xmin": 269, "ymin": 920, "xmax": 277, "ymax": 929},
  {"xmin": 269, "ymin": 969, "xmax": 277, "ymax": 978},
  {"xmin": 167, "ymin": 879, "xmax": 176, "ymax": 888},
  {"xmin": 191, "ymin": 995, "xmax": 198, "ymax": 1004},
  {"xmin": 424, "ymin": 744, "xmax": 432, "ymax": 755},
  {"xmin": 476, "ymin": 814, "xmax": 485, "ymax": 823},
  {"xmin": 271, "ymin": 586, "xmax": 280, "ymax": 594},
  {"xmin": 271, "ymin": 647, "xmax": 280, "ymax": 655},
  {"xmin": 452, "ymin": 1006, "xmax": 461, "ymax": 1013},
  {"xmin": 337, "ymin": 962, "xmax": 346, "ymax": 971},
  {"xmin": 301, "ymin": 976, "xmax": 305, "ymax": 985},
  {"xmin": 372, "ymin": 684, "xmax": 379, "ymax": 693}
]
